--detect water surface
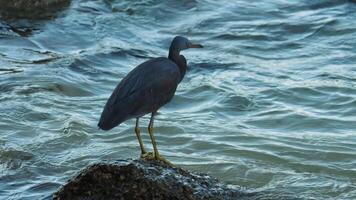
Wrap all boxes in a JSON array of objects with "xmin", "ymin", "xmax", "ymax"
[{"xmin": 1, "ymin": 0, "xmax": 356, "ymax": 199}]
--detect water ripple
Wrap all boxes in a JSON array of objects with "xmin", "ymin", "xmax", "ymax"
[{"xmin": 1, "ymin": 0, "xmax": 356, "ymax": 199}]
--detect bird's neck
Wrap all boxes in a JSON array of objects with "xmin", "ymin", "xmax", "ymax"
[
  {"xmin": 168, "ymin": 46, "xmax": 180, "ymax": 62},
  {"xmin": 168, "ymin": 48, "xmax": 186, "ymax": 82}
]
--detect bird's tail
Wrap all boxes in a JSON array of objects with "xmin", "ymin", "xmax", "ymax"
[{"xmin": 98, "ymin": 105, "xmax": 127, "ymax": 131}]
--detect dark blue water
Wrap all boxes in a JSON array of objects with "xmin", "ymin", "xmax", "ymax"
[{"xmin": 1, "ymin": 0, "xmax": 356, "ymax": 199}]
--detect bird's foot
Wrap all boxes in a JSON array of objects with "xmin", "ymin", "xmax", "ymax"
[
  {"xmin": 140, "ymin": 152, "xmax": 174, "ymax": 166},
  {"xmin": 155, "ymin": 154, "xmax": 174, "ymax": 167},
  {"xmin": 140, "ymin": 152, "xmax": 154, "ymax": 159}
]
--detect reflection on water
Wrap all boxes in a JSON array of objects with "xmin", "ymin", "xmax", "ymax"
[{"xmin": 1, "ymin": 0, "xmax": 356, "ymax": 199}]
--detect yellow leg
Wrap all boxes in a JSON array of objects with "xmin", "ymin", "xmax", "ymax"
[
  {"xmin": 148, "ymin": 112, "xmax": 174, "ymax": 166},
  {"xmin": 148, "ymin": 113, "xmax": 159, "ymax": 158},
  {"xmin": 135, "ymin": 118, "xmax": 147, "ymax": 155}
]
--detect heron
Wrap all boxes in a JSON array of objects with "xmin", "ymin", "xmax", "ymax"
[{"xmin": 98, "ymin": 36, "xmax": 203, "ymax": 164}]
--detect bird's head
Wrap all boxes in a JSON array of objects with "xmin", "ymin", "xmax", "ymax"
[{"xmin": 170, "ymin": 36, "xmax": 203, "ymax": 52}]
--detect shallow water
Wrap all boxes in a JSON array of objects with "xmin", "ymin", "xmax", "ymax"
[{"xmin": 0, "ymin": 0, "xmax": 356, "ymax": 199}]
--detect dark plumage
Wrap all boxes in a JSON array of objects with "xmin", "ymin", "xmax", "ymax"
[
  {"xmin": 98, "ymin": 57, "xmax": 180, "ymax": 130},
  {"xmin": 98, "ymin": 36, "xmax": 203, "ymax": 163}
]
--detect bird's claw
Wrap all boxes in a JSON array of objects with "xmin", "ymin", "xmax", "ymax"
[
  {"xmin": 141, "ymin": 152, "xmax": 154, "ymax": 159},
  {"xmin": 140, "ymin": 152, "xmax": 174, "ymax": 167},
  {"xmin": 155, "ymin": 154, "xmax": 174, "ymax": 167}
]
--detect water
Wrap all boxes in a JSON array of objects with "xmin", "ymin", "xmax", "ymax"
[{"xmin": 1, "ymin": 0, "xmax": 356, "ymax": 199}]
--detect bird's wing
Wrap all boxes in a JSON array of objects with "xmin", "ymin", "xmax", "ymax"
[
  {"xmin": 106, "ymin": 57, "xmax": 180, "ymax": 112},
  {"xmin": 111, "ymin": 58, "xmax": 179, "ymax": 101},
  {"xmin": 98, "ymin": 57, "xmax": 181, "ymax": 130}
]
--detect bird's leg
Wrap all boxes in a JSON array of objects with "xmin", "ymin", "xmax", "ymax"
[
  {"xmin": 148, "ymin": 112, "xmax": 173, "ymax": 166},
  {"xmin": 135, "ymin": 118, "xmax": 150, "ymax": 158},
  {"xmin": 148, "ymin": 113, "xmax": 159, "ymax": 158}
]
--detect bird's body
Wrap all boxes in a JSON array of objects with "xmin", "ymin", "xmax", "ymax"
[
  {"xmin": 98, "ymin": 36, "xmax": 202, "ymax": 164},
  {"xmin": 98, "ymin": 57, "xmax": 181, "ymax": 130}
]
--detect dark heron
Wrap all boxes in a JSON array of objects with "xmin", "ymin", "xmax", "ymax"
[{"xmin": 98, "ymin": 36, "xmax": 203, "ymax": 163}]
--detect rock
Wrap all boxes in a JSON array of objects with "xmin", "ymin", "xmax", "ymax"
[
  {"xmin": 53, "ymin": 159, "xmax": 302, "ymax": 200},
  {"xmin": 53, "ymin": 159, "xmax": 243, "ymax": 200},
  {"xmin": 0, "ymin": 0, "xmax": 70, "ymax": 19}
]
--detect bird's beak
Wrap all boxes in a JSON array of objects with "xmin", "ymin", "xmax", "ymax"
[{"xmin": 189, "ymin": 42, "xmax": 203, "ymax": 48}]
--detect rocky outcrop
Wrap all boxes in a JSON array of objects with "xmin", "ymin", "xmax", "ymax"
[
  {"xmin": 0, "ymin": 0, "xmax": 70, "ymax": 19},
  {"xmin": 53, "ymin": 159, "xmax": 301, "ymax": 200},
  {"xmin": 53, "ymin": 159, "xmax": 243, "ymax": 200}
]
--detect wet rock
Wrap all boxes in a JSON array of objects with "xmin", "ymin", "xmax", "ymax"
[
  {"xmin": 0, "ymin": 0, "xmax": 70, "ymax": 19},
  {"xmin": 53, "ymin": 159, "xmax": 243, "ymax": 200},
  {"xmin": 53, "ymin": 159, "xmax": 301, "ymax": 200}
]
